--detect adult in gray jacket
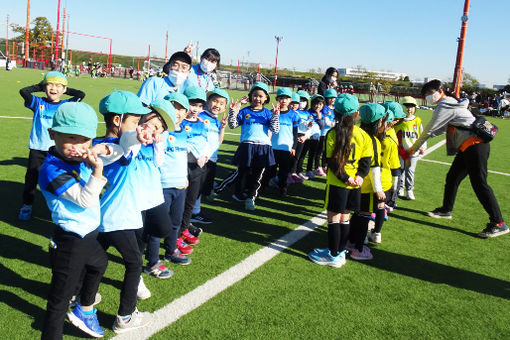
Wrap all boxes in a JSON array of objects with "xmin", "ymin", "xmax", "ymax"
[{"xmin": 407, "ymin": 79, "xmax": 507, "ymax": 238}]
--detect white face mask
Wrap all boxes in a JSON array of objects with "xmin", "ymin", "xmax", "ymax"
[
  {"xmin": 168, "ymin": 70, "xmax": 188, "ymax": 86},
  {"xmin": 329, "ymin": 76, "xmax": 336, "ymax": 83},
  {"xmin": 426, "ymin": 91, "xmax": 442, "ymax": 104},
  {"xmin": 200, "ymin": 59, "xmax": 216, "ymax": 73},
  {"xmin": 299, "ymin": 101, "xmax": 307, "ymax": 109}
]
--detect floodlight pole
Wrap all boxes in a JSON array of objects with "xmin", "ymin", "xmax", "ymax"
[
  {"xmin": 55, "ymin": 0, "xmax": 61, "ymax": 62},
  {"xmin": 24, "ymin": 0, "xmax": 30, "ymax": 67},
  {"xmin": 273, "ymin": 35, "xmax": 283, "ymax": 90},
  {"xmin": 452, "ymin": 0, "xmax": 470, "ymax": 98},
  {"xmin": 6, "ymin": 14, "xmax": 9, "ymax": 59}
]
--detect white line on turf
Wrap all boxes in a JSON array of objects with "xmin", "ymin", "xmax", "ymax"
[
  {"xmin": 421, "ymin": 139, "xmax": 446, "ymax": 156},
  {"xmin": 111, "ymin": 211, "xmax": 328, "ymax": 340},
  {"xmin": 420, "ymin": 158, "xmax": 510, "ymax": 177}
]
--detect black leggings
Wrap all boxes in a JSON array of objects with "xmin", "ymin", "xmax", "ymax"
[{"xmin": 22, "ymin": 149, "xmax": 47, "ymax": 205}]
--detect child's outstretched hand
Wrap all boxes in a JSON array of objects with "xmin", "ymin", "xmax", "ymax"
[
  {"xmin": 239, "ymin": 96, "xmax": 249, "ymax": 105},
  {"xmin": 272, "ymin": 103, "xmax": 281, "ymax": 116},
  {"xmin": 84, "ymin": 149, "xmax": 104, "ymax": 177},
  {"xmin": 221, "ymin": 114, "xmax": 228, "ymax": 128},
  {"xmin": 136, "ymin": 124, "xmax": 154, "ymax": 145},
  {"xmin": 229, "ymin": 99, "xmax": 242, "ymax": 114},
  {"xmin": 184, "ymin": 40, "xmax": 197, "ymax": 55},
  {"xmin": 89, "ymin": 144, "xmax": 110, "ymax": 157}
]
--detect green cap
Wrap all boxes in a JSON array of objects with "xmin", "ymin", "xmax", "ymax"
[
  {"xmin": 164, "ymin": 92, "xmax": 189, "ymax": 111},
  {"xmin": 360, "ymin": 103, "xmax": 386, "ymax": 124},
  {"xmin": 383, "ymin": 101, "xmax": 406, "ymax": 119},
  {"xmin": 291, "ymin": 92, "xmax": 300, "ymax": 103},
  {"xmin": 251, "ymin": 82, "xmax": 269, "ymax": 95},
  {"xmin": 276, "ymin": 87, "xmax": 293, "ymax": 98},
  {"xmin": 99, "ymin": 91, "xmax": 151, "ymax": 115},
  {"xmin": 207, "ymin": 88, "xmax": 230, "ymax": 105},
  {"xmin": 43, "ymin": 71, "xmax": 68, "ymax": 86},
  {"xmin": 334, "ymin": 94, "xmax": 359, "ymax": 115},
  {"xmin": 323, "ymin": 88, "xmax": 338, "ymax": 98},
  {"xmin": 297, "ymin": 90, "xmax": 310, "ymax": 101},
  {"xmin": 386, "ymin": 110, "xmax": 395, "ymax": 124},
  {"xmin": 400, "ymin": 96, "xmax": 418, "ymax": 107},
  {"xmin": 311, "ymin": 94, "xmax": 325, "ymax": 102},
  {"xmin": 52, "ymin": 102, "xmax": 97, "ymax": 139},
  {"xmin": 151, "ymin": 99, "xmax": 177, "ymax": 132},
  {"xmin": 183, "ymin": 86, "xmax": 207, "ymax": 103}
]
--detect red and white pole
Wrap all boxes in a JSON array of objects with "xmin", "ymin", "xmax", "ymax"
[
  {"xmin": 452, "ymin": 0, "xmax": 470, "ymax": 98},
  {"xmin": 54, "ymin": 0, "xmax": 61, "ymax": 62},
  {"xmin": 165, "ymin": 31, "xmax": 168, "ymax": 62},
  {"xmin": 24, "ymin": 0, "xmax": 30, "ymax": 66},
  {"xmin": 273, "ymin": 36, "xmax": 283, "ymax": 90}
]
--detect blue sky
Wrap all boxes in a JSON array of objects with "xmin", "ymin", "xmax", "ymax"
[{"xmin": 2, "ymin": 0, "xmax": 509, "ymax": 86}]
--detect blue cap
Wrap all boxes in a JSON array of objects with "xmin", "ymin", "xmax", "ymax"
[
  {"xmin": 276, "ymin": 87, "xmax": 293, "ymax": 98},
  {"xmin": 383, "ymin": 101, "xmax": 406, "ymax": 119},
  {"xmin": 52, "ymin": 102, "xmax": 97, "ymax": 139},
  {"xmin": 311, "ymin": 94, "xmax": 325, "ymax": 102},
  {"xmin": 291, "ymin": 92, "xmax": 300, "ymax": 103},
  {"xmin": 323, "ymin": 88, "xmax": 338, "ymax": 98},
  {"xmin": 151, "ymin": 99, "xmax": 177, "ymax": 132},
  {"xmin": 207, "ymin": 88, "xmax": 230, "ymax": 105},
  {"xmin": 43, "ymin": 71, "xmax": 67, "ymax": 86},
  {"xmin": 99, "ymin": 91, "xmax": 151, "ymax": 115},
  {"xmin": 334, "ymin": 94, "xmax": 359, "ymax": 115},
  {"xmin": 184, "ymin": 86, "xmax": 207, "ymax": 103},
  {"xmin": 251, "ymin": 82, "xmax": 269, "ymax": 95},
  {"xmin": 164, "ymin": 92, "xmax": 189, "ymax": 111},
  {"xmin": 386, "ymin": 110, "xmax": 395, "ymax": 124},
  {"xmin": 360, "ymin": 103, "xmax": 386, "ymax": 124},
  {"xmin": 297, "ymin": 90, "xmax": 310, "ymax": 101}
]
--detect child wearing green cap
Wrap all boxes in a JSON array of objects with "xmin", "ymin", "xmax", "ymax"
[
  {"xmin": 38, "ymin": 102, "xmax": 108, "ymax": 339},
  {"xmin": 394, "ymin": 96, "xmax": 426, "ymax": 200},
  {"xmin": 308, "ymin": 94, "xmax": 373, "ymax": 268},
  {"xmin": 226, "ymin": 82, "xmax": 280, "ymax": 210},
  {"xmin": 18, "ymin": 71, "xmax": 86, "ymax": 221},
  {"xmin": 347, "ymin": 103, "xmax": 386, "ymax": 261}
]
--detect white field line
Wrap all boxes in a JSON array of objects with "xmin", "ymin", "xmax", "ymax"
[
  {"xmin": 421, "ymin": 139, "xmax": 446, "ymax": 156},
  {"xmin": 112, "ymin": 211, "xmax": 328, "ymax": 340}
]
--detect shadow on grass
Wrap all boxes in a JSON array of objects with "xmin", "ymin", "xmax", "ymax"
[
  {"xmin": 0, "ymin": 156, "xmax": 28, "ymax": 167},
  {"xmin": 390, "ymin": 208, "xmax": 478, "ymax": 237},
  {"xmin": 366, "ymin": 248, "xmax": 510, "ymax": 300}
]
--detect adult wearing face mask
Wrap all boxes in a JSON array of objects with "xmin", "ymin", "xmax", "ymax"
[
  {"xmin": 318, "ymin": 67, "xmax": 338, "ymax": 96},
  {"xmin": 181, "ymin": 48, "xmax": 221, "ymax": 93},
  {"xmin": 406, "ymin": 79, "xmax": 508, "ymax": 238},
  {"xmin": 137, "ymin": 51, "xmax": 192, "ymax": 105}
]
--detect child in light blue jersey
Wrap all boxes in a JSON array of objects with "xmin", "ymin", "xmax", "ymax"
[
  {"xmin": 137, "ymin": 52, "xmax": 192, "ymax": 105},
  {"xmin": 191, "ymin": 88, "xmax": 230, "ymax": 224},
  {"xmin": 227, "ymin": 82, "xmax": 280, "ymax": 210},
  {"xmin": 144, "ymin": 99, "xmax": 194, "ymax": 270},
  {"xmin": 38, "ymin": 102, "xmax": 107, "ymax": 339},
  {"xmin": 305, "ymin": 94, "xmax": 326, "ymax": 179},
  {"xmin": 94, "ymin": 91, "xmax": 154, "ymax": 334},
  {"xmin": 18, "ymin": 71, "xmax": 85, "ymax": 221},
  {"xmin": 264, "ymin": 87, "xmax": 300, "ymax": 196},
  {"xmin": 290, "ymin": 90, "xmax": 312, "ymax": 182},
  {"xmin": 315, "ymin": 88, "xmax": 337, "ymax": 177}
]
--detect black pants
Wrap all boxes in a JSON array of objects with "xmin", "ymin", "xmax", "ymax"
[
  {"xmin": 23, "ymin": 149, "xmax": 47, "ymax": 205},
  {"xmin": 306, "ymin": 138, "xmax": 320, "ymax": 172},
  {"xmin": 290, "ymin": 136, "xmax": 306, "ymax": 173},
  {"xmin": 263, "ymin": 149, "xmax": 291, "ymax": 190},
  {"xmin": 42, "ymin": 229, "xmax": 107, "ymax": 340},
  {"xmin": 182, "ymin": 162, "xmax": 207, "ymax": 231},
  {"xmin": 316, "ymin": 136, "xmax": 326, "ymax": 168},
  {"xmin": 442, "ymin": 142, "xmax": 503, "ymax": 223},
  {"xmin": 98, "ymin": 230, "xmax": 142, "ymax": 316},
  {"xmin": 236, "ymin": 166, "xmax": 265, "ymax": 200},
  {"xmin": 201, "ymin": 161, "xmax": 217, "ymax": 196}
]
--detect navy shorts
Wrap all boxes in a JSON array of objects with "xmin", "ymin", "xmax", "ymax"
[{"xmin": 233, "ymin": 142, "xmax": 275, "ymax": 168}]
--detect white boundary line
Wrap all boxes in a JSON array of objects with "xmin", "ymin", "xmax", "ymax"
[
  {"xmin": 112, "ymin": 211, "xmax": 327, "ymax": 340},
  {"xmin": 421, "ymin": 139, "xmax": 445, "ymax": 156},
  {"xmin": 421, "ymin": 158, "xmax": 510, "ymax": 177}
]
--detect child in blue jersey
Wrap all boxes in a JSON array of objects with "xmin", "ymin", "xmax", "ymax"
[
  {"xmin": 137, "ymin": 51, "xmax": 192, "ymax": 105},
  {"xmin": 264, "ymin": 87, "xmax": 300, "ymax": 196},
  {"xmin": 348, "ymin": 103, "xmax": 386, "ymax": 261},
  {"xmin": 141, "ymin": 100, "xmax": 195, "ymax": 272},
  {"xmin": 94, "ymin": 91, "xmax": 154, "ymax": 334},
  {"xmin": 305, "ymin": 94, "xmax": 326, "ymax": 179},
  {"xmin": 191, "ymin": 88, "xmax": 230, "ymax": 222},
  {"xmin": 39, "ymin": 102, "xmax": 107, "ymax": 339},
  {"xmin": 290, "ymin": 90, "xmax": 311, "ymax": 183},
  {"xmin": 227, "ymin": 82, "xmax": 280, "ymax": 210},
  {"xmin": 18, "ymin": 71, "xmax": 85, "ymax": 221},
  {"xmin": 315, "ymin": 88, "xmax": 337, "ymax": 177}
]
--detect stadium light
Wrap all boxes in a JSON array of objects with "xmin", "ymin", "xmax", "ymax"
[{"xmin": 273, "ymin": 35, "xmax": 283, "ymax": 90}]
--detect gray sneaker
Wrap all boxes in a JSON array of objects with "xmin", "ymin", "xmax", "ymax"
[
  {"xmin": 427, "ymin": 208, "xmax": 452, "ymax": 219},
  {"xmin": 112, "ymin": 308, "xmax": 153, "ymax": 334},
  {"xmin": 478, "ymin": 223, "xmax": 509, "ymax": 238}
]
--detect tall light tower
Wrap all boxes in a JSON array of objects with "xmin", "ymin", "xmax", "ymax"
[
  {"xmin": 273, "ymin": 35, "xmax": 283, "ymax": 89},
  {"xmin": 452, "ymin": 0, "xmax": 470, "ymax": 98}
]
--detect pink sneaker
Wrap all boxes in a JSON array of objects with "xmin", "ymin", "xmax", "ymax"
[
  {"xmin": 291, "ymin": 173, "xmax": 303, "ymax": 183},
  {"xmin": 315, "ymin": 167, "xmax": 327, "ymax": 177},
  {"xmin": 350, "ymin": 245, "xmax": 373, "ymax": 260},
  {"xmin": 345, "ymin": 241, "xmax": 356, "ymax": 251}
]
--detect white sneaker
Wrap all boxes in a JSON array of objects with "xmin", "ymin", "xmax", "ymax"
[
  {"xmin": 406, "ymin": 190, "xmax": 415, "ymax": 200},
  {"xmin": 137, "ymin": 276, "xmax": 151, "ymax": 300},
  {"xmin": 398, "ymin": 188, "xmax": 405, "ymax": 197},
  {"xmin": 112, "ymin": 308, "xmax": 153, "ymax": 334},
  {"xmin": 368, "ymin": 220, "xmax": 375, "ymax": 231},
  {"xmin": 368, "ymin": 231, "xmax": 382, "ymax": 244}
]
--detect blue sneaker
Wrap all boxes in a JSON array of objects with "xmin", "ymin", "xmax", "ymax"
[
  {"xmin": 245, "ymin": 198, "xmax": 255, "ymax": 211},
  {"xmin": 18, "ymin": 204, "xmax": 32, "ymax": 221},
  {"xmin": 67, "ymin": 302, "xmax": 105, "ymax": 338},
  {"xmin": 312, "ymin": 247, "xmax": 329, "ymax": 254},
  {"xmin": 308, "ymin": 250, "xmax": 346, "ymax": 268}
]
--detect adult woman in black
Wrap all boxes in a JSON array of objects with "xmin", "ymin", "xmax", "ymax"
[{"xmin": 318, "ymin": 67, "xmax": 338, "ymax": 96}]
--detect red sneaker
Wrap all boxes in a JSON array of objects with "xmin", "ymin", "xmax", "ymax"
[
  {"xmin": 176, "ymin": 237, "xmax": 194, "ymax": 255},
  {"xmin": 181, "ymin": 229, "xmax": 199, "ymax": 245}
]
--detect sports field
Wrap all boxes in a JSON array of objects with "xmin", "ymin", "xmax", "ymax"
[{"xmin": 0, "ymin": 68, "xmax": 509, "ymax": 339}]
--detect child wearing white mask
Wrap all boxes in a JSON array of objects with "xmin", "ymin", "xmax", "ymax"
[{"xmin": 137, "ymin": 51, "xmax": 192, "ymax": 105}]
